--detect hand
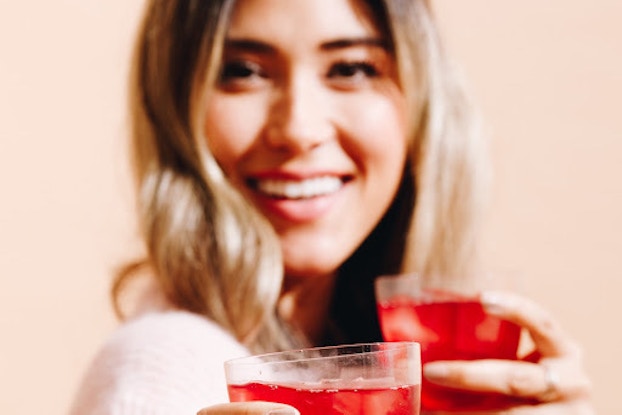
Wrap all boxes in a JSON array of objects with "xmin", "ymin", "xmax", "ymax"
[
  {"xmin": 197, "ymin": 402, "xmax": 299, "ymax": 415},
  {"xmin": 422, "ymin": 291, "xmax": 594, "ymax": 414}
]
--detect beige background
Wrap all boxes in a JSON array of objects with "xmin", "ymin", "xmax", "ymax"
[{"xmin": 0, "ymin": 1, "xmax": 619, "ymax": 414}]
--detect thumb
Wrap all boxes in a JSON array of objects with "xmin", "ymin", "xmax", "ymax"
[{"xmin": 197, "ymin": 401, "xmax": 299, "ymax": 415}]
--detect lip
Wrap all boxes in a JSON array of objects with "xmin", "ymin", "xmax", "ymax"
[
  {"xmin": 245, "ymin": 170, "xmax": 352, "ymax": 223},
  {"xmin": 250, "ymin": 170, "xmax": 348, "ymax": 181}
]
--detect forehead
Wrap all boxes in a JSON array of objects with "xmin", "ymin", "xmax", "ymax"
[{"xmin": 227, "ymin": 0, "xmax": 382, "ymax": 41}]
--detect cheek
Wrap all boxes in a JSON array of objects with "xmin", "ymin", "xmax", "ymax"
[
  {"xmin": 342, "ymin": 94, "xmax": 408, "ymax": 169},
  {"xmin": 203, "ymin": 97, "xmax": 262, "ymax": 174}
]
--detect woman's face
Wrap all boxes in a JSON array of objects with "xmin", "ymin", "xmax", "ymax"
[{"xmin": 204, "ymin": 0, "xmax": 408, "ymax": 278}]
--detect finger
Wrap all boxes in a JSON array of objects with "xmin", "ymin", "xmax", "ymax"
[
  {"xmin": 424, "ymin": 360, "xmax": 547, "ymax": 399},
  {"xmin": 197, "ymin": 402, "xmax": 299, "ymax": 415},
  {"xmin": 423, "ymin": 359, "xmax": 590, "ymax": 403},
  {"xmin": 538, "ymin": 357, "xmax": 593, "ymax": 402},
  {"xmin": 497, "ymin": 398, "xmax": 595, "ymax": 415},
  {"xmin": 480, "ymin": 290, "xmax": 579, "ymax": 357}
]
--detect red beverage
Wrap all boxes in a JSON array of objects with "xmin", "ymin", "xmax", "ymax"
[
  {"xmin": 377, "ymin": 295, "xmax": 521, "ymax": 412},
  {"xmin": 228, "ymin": 381, "xmax": 420, "ymax": 415}
]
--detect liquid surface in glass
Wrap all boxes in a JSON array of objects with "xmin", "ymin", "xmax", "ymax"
[{"xmin": 228, "ymin": 381, "xmax": 420, "ymax": 415}]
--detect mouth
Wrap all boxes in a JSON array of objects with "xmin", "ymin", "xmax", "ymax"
[{"xmin": 248, "ymin": 175, "xmax": 350, "ymax": 200}]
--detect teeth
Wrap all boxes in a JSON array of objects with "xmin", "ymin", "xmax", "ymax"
[{"xmin": 256, "ymin": 176, "xmax": 343, "ymax": 199}]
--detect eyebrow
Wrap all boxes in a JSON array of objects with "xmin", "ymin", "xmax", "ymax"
[
  {"xmin": 224, "ymin": 39, "xmax": 276, "ymax": 54},
  {"xmin": 320, "ymin": 37, "xmax": 388, "ymax": 51},
  {"xmin": 224, "ymin": 36, "xmax": 389, "ymax": 54}
]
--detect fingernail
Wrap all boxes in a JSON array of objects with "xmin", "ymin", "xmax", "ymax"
[
  {"xmin": 480, "ymin": 291, "xmax": 504, "ymax": 315},
  {"xmin": 267, "ymin": 409, "xmax": 299, "ymax": 415},
  {"xmin": 423, "ymin": 363, "xmax": 449, "ymax": 380}
]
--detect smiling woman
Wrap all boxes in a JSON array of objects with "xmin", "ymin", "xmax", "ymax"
[
  {"xmin": 205, "ymin": 0, "xmax": 408, "ymax": 279},
  {"xmin": 67, "ymin": 0, "xmax": 594, "ymax": 414}
]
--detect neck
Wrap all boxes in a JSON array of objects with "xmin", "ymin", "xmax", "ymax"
[{"xmin": 278, "ymin": 273, "xmax": 337, "ymax": 345}]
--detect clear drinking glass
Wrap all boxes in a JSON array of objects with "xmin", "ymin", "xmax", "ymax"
[
  {"xmin": 225, "ymin": 342, "xmax": 421, "ymax": 415},
  {"xmin": 375, "ymin": 273, "xmax": 522, "ymax": 412}
]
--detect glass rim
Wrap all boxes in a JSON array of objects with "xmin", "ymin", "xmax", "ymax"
[
  {"xmin": 375, "ymin": 272, "xmax": 420, "ymax": 284},
  {"xmin": 225, "ymin": 341, "xmax": 420, "ymax": 368},
  {"xmin": 375, "ymin": 271, "xmax": 522, "ymax": 299}
]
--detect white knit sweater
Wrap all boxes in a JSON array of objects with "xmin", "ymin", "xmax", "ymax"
[{"xmin": 69, "ymin": 309, "xmax": 249, "ymax": 415}]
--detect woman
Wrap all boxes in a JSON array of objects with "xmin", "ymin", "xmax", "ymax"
[{"xmin": 70, "ymin": 0, "xmax": 593, "ymax": 414}]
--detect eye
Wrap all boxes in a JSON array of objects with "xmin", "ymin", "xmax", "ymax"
[
  {"xmin": 327, "ymin": 60, "xmax": 380, "ymax": 80},
  {"xmin": 218, "ymin": 60, "xmax": 267, "ymax": 87}
]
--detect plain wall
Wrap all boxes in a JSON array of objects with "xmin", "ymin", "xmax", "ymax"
[{"xmin": 0, "ymin": 1, "xmax": 619, "ymax": 414}]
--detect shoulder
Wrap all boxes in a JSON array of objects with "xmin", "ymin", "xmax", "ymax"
[
  {"xmin": 113, "ymin": 309, "xmax": 246, "ymax": 352},
  {"xmin": 102, "ymin": 309, "xmax": 249, "ymax": 373},
  {"xmin": 69, "ymin": 310, "xmax": 249, "ymax": 415}
]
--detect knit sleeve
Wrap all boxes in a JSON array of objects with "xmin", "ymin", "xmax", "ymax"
[{"xmin": 68, "ymin": 310, "xmax": 250, "ymax": 415}]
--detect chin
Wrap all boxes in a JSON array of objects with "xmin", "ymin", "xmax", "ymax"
[{"xmin": 283, "ymin": 261, "xmax": 342, "ymax": 279}]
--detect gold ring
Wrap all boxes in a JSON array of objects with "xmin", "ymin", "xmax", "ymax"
[{"xmin": 539, "ymin": 364, "xmax": 561, "ymax": 401}]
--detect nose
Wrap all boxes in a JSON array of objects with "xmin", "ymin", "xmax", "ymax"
[{"xmin": 264, "ymin": 74, "xmax": 333, "ymax": 153}]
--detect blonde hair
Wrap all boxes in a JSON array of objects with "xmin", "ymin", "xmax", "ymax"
[
  {"xmin": 390, "ymin": 1, "xmax": 489, "ymax": 276},
  {"xmin": 114, "ymin": 0, "xmax": 488, "ymax": 353}
]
